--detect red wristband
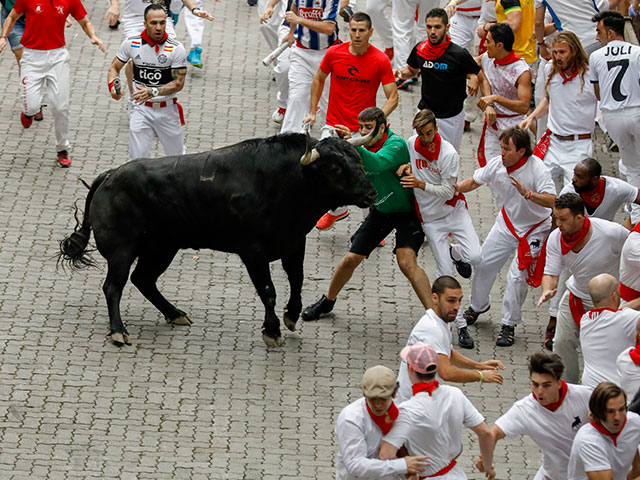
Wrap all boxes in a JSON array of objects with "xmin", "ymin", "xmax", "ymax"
[
  {"xmin": 108, "ymin": 80, "xmax": 115, "ymax": 91},
  {"xmin": 527, "ymin": 190, "xmax": 532, "ymax": 199}
]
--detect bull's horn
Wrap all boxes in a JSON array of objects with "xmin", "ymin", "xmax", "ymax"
[
  {"xmin": 346, "ymin": 128, "xmax": 377, "ymax": 147},
  {"xmin": 300, "ymin": 148, "xmax": 320, "ymax": 165}
]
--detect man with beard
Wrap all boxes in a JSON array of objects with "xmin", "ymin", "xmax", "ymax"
[
  {"xmin": 395, "ymin": 276, "xmax": 504, "ymax": 404},
  {"xmin": 394, "ymin": 8, "xmax": 480, "ymax": 151}
]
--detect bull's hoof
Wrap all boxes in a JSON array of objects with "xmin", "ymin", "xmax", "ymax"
[
  {"xmin": 111, "ymin": 332, "xmax": 131, "ymax": 346},
  {"xmin": 166, "ymin": 315, "xmax": 193, "ymax": 326},
  {"xmin": 283, "ymin": 312, "xmax": 297, "ymax": 332},
  {"xmin": 262, "ymin": 332, "xmax": 283, "ymax": 348}
]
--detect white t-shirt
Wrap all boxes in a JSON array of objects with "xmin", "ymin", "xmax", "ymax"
[
  {"xmin": 495, "ymin": 383, "xmax": 592, "ymax": 480},
  {"xmin": 590, "ymin": 40, "xmax": 640, "ymax": 111},
  {"xmin": 560, "ymin": 177, "xmax": 638, "ymax": 221},
  {"xmin": 473, "ymin": 155, "xmax": 555, "ymax": 235},
  {"xmin": 580, "ymin": 308, "xmax": 638, "ymax": 387},
  {"xmin": 397, "ymin": 309, "xmax": 452, "ymax": 404},
  {"xmin": 335, "ymin": 397, "xmax": 407, "ymax": 480},
  {"xmin": 408, "ymin": 135, "xmax": 461, "ymax": 223},
  {"xmin": 568, "ymin": 413, "xmax": 640, "ymax": 480},
  {"xmin": 545, "ymin": 62, "xmax": 597, "ymax": 136},
  {"xmin": 621, "ymin": 230, "xmax": 640, "ymax": 299},
  {"xmin": 617, "ymin": 347, "xmax": 640, "ymax": 403},
  {"xmin": 544, "ymin": 218, "xmax": 629, "ymax": 299},
  {"xmin": 384, "ymin": 385, "xmax": 484, "ymax": 477}
]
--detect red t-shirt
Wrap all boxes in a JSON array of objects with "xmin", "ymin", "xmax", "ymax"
[
  {"xmin": 13, "ymin": 0, "xmax": 87, "ymax": 50},
  {"xmin": 320, "ymin": 42, "xmax": 395, "ymax": 131}
]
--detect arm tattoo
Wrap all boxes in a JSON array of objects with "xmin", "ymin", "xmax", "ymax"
[{"xmin": 157, "ymin": 68, "xmax": 187, "ymax": 96}]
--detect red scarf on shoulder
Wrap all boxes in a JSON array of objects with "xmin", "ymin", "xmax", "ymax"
[
  {"xmin": 560, "ymin": 217, "xmax": 591, "ymax": 254},
  {"xmin": 629, "ymin": 341, "xmax": 640, "ymax": 367},
  {"xmin": 580, "ymin": 178, "xmax": 606, "ymax": 211},
  {"xmin": 416, "ymin": 35, "xmax": 451, "ymax": 60},
  {"xmin": 365, "ymin": 400, "xmax": 398, "ymax": 435}
]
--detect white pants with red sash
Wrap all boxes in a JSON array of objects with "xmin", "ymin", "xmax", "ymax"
[
  {"xmin": 538, "ymin": 135, "xmax": 593, "ymax": 187},
  {"xmin": 555, "ymin": 289, "xmax": 593, "ymax": 384},
  {"xmin": 129, "ymin": 99, "xmax": 185, "ymax": 160},
  {"xmin": 469, "ymin": 213, "xmax": 550, "ymax": 326}
]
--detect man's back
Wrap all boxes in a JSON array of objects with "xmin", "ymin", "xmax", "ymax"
[{"xmin": 590, "ymin": 41, "xmax": 640, "ymax": 111}]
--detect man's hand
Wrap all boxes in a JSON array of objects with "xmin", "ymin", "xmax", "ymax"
[
  {"xmin": 333, "ymin": 124, "xmax": 352, "ymax": 140},
  {"xmin": 260, "ymin": 6, "xmax": 274, "ymax": 22},
  {"xmin": 483, "ymin": 105, "xmax": 496, "ymax": 127},
  {"xmin": 480, "ymin": 360, "xmax": 505, "ymax": 370},
  {"xmin": 285, "ymin": 11, "xmax": 301, "ymax": 25},
  {"xmin": 468, "ymin": 75, "xmax": 479, "ymax": 96},
  {"xmin": 444, "ymin": 1, "xmax": 457, "ymax": 18},
  {"xmin": 132, "ymin": 85, "xmax": 155, "ymax": 104},
  {"xmin": 539, "ymin": 42, "xmax": 551, "ymax": 61},
  {"xmin": 397, "ymin": 163, "xmax": 411, "ymax": 177},
  {"xmin": 193, "ymin": 9, "xmax": 214, "ymax": 21},
  {"xmin": 0, "ymin": 37, "xmax": 7, "ymax": 54},
  {"xmin": 91, "ymin": 36, "xmax": 106, "ymax": 53},
  {"xmin": 480, "ymin": 369, "xmax": 504, "ymax": 384},
  {"xmin": 105, "ymin": 4, "xmax": 120, "ymax": 25},
  {"xmin": 110, "ymin": 84, "xmax": 124, "ymax": 100},
  {"xmin": 302, "ymin": 112, "xmax": 317, "ymax": 129},
  {"xmin": 477, "ymin": 94, "xmax": 496, "ymax": 111},
  {"xmin": 400, "ymin": 173, "xmax": 425, "ymax": 190},
  {"xmin": 520, "ymin": 114, "xmax": 535, "ymax": 131},
  {"xmin": 537, "ymin": 288, "xmax": 557, "ymax": 306},
  {"xmin": 405, "ymin": 456, "xmax": 430, "ymax": 475},
  {"xmin": 509, "ymin": 175, "xmax": 528, "ymax": 197}
]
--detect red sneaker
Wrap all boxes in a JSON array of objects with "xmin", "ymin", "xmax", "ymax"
[
  {"xmin": 21, "ymin": 112, "xmax": 33, "ymax": 129},
  {"xmin": 315, "ymin": 210, "xmax": 349, "ymax": 231},
  {"xmin": 378, "ymin": 238, "xmax": 386, "ymax": 247},
  {"xmin": 384, "ymin": 48, "xmax": 394, "ymax": 61},
  {"xmin": 34, "ymin": 108, "xmax": 43, "ymax": 121},
  {"xmin": 57, "ymin": 150, "xmax": 72, "ymax": 168}
]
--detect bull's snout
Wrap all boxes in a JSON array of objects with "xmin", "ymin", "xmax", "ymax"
[{"xmin": 357, "ymin": 185, "xmax": 377, "ymax": 208}]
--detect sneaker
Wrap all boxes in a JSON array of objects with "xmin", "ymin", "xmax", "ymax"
[
  {"xmin": 463, "ymin": 305, "xmax": 488, "ymax": 326},
  {"xmin": 607, "ymin": 138, "xmax": 619, "ymax": 152},
  {"xmin": 187, "ymin": 46, "xmax": 203, "ymax": 68},
  {"xmin": 463, "ymin": 120, "xmax": 471, "ymax": 132},
  {"xmin": 384, "ymin": 47, "xmax": 394, "ymax": 61},
  {"xmin": 21, "ymin": 112, "xmax": 33, "ymax": 129},
  {"xmin": 57, "ymin": 150, "xmax": 72, "ymax": 168},
  {"xmin": 34, "ymin": 107, "xmax": 44, "ymax": 121},
  {"xmin": 302, "ymin": 294, "xmax": 335, "ymax": 321},
  {"xmin": 272, "ymin": 107, "xmax": 286, "ymax": 124},
  {"xmin": 450, "ymin": 246, "xmax": 472, "ymax": 279},
  {"xmin": 458, "ymin": 327, "xmax": 474, "ymax": 349},
  {"xmin": 247, "ymin": 0, "xmax": 257, "ymax": 5},
  {"xmin": 396, "ymin": 76, "xmax": 417, "ymax": 90},
  {"xmin": 316, "ymin": 210, "xmax": 349, "ymax": 231},
  {"xmin": 108, "ymin": 20, "xmax": 120, "ymax": 30},
  {"xmin": 496, "ymin": 324, "xmax": 515, "ymax": 347},
  {"xmin": 377, "ymin": 238, "xmax": 385, "ymax": 248}
]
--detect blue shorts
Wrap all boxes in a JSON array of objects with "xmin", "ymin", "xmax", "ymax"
[{"xmin": 1, "ymin": 6, "xmax": 25, "ymax": 51}]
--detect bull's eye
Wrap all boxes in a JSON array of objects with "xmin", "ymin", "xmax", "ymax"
[{"xmin": 330, "ymin": 165, "xmax": 343, "ymax": 175}]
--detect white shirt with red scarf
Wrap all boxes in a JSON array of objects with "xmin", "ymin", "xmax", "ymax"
[
  {"xmin": 617, "ymin": 346, "xmax": 640, "ymax": 403},
  {"xmin": 495, "ymin": 382, "xmax": 591, "ymax": 480},
  {"xmin": 560, "ymin": 176, "xmax": 638, "ymax": 222},
  {"xmin": 620, "ymin": 225, "xmax": 640, "ymax": 303},
  {"xmin": 568, "ymin": 412, "xmax": 640, "ymax": 480}
]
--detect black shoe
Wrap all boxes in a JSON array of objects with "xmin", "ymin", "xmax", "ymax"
[
  {"xmin": 450, "ymin": 246, "xmax": 472, "ymax": 279},
  {"xmin": 302, "ymin": 295, "xmax": 335, "ymax": 321},
  {"xmin": 496, "ymin": 324, "xmax": 515, "ymax": 347},
  {"xmin": 458, "ymin": 327, "xmax": 474, "ymax": 349},
  {"xmin": 463, "ymin": 305, "xmax": 488, "ymax": 326},
  {"xmin": 247, "ymin": 0, "xmax": 257, "ymax": 5}
]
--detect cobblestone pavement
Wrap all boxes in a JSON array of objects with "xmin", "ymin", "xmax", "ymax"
[{"xmin": 0, "ymin": 2, "xmax": 623, "ymax": 479}]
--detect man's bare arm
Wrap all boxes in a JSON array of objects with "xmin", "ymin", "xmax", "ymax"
[{"xmin": 381, "ymin": 82, "xmax": 399, "ymax": 117}]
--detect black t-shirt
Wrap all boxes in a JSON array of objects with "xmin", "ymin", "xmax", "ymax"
[{"xmin": 407, "ymin": 42, "xmax": 481, "ymax": 118}]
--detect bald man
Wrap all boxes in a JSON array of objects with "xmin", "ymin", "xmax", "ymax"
[{"xmin": 579, "ymin": 274, "xmax": 639, "ymax": 388}]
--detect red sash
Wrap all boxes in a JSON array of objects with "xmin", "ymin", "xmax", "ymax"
[
  {"xmin": 561, "ymin": 217, "xmax": 591, "ymax": 254},
  {"xmin": 533, "ymin": 129, "xmax": 552, "ymax": 160},
  {"xmin": 590, "ymin": 419, "xmax": 627, "ymax": 447},
  {"xmin": 478, "ymin": 31, "xmax": 489, "ymax": 55},
  {"xmin": 412, "ymin": 381, "xmax": 439, "ymax": 397},
  {"xmin": 416, "ymin": 35, "xmax": 451, "ymax": 60},
  {"xmin": 174, "ymin": 99, "xmax": 185, "ymax": 126},
  {"xmin": 569, "ymin": 293, "xmax": 586, "ymax": 328},
  {"xmin": 365, "ymin": 400, "xmax": 398, "ymax": 435},
  {"xmin": 580, "ymin": 178, "xmax": 606, "ymax": 212},
  {"xmin": 477, "ymin": 113, "xmax": 519, "ymax": 167},
  {"xmin": 532, "ymin": 380, "xmax": 568, "ymax": 412},
  {"xmin": 501, "ymin": 207, "xmax": 548, "ymax": 285},
  {"xmin": 629, "ymin": 342, "xmax": 640, "ymax": 367},
  {"xmin": 620, "ymin": 282, "xmax": 640, "ymax": 302},
  {"xmin": 420, "ymin": 459, "xmax": 457, "ymax": 478}
]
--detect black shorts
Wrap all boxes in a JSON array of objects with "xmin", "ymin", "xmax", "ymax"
[{"xmin": 349, "ymin": 208, "xmax": 425, "ymax": 257}]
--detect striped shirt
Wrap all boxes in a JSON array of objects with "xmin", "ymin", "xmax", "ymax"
[{"xmin": 294, "ymin": 0, "xmax": 339, "ymax": 50}]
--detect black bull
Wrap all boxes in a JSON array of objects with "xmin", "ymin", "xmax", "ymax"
[{"xmin": 58, "ymin": 132, "xmax": 376, "ymax": 347}]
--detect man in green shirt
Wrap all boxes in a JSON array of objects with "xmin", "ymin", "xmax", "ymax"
[{"xmin": 303, "ymin": 107, "xmax": 433, "ymax": 320}]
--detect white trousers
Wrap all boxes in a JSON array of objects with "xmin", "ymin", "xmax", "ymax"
[
  {"xmin": 449, "ymin": 12, "xmax": 478, "ymax": 51},
  {"xmin": 129, "ymin": 101, "xmax": 185, "ymax": 159},
  {"xmin": 366, "ymin": 0, "xmax": 393, "ymax": 49},
  {"xmin": 555, "ymin": 289, "xmax": 593, "ymax": 384},
  {"xmin": 281, "ymin": 46, "xmax": 328, "ymax": 133},
  {"xmin": 544, "ymin": 136, "xmax": 593, "ymax": 188},
  {"xmin": 470, "ymin": 216, "xmax": 550, "ymax": 326},
  {"xmin": 391, "ymin": 0, "xmax": 438, "ymax": 69},
  {"xmin": 184, "ymin": 0, "xmax": 204, "ymax": 50},
  {"xmin": 21, "ymin": 47, "xmax": 70, "ymax": 153},
  {"xmin": 258, "ymin": 0, "xmax": 286, "ymax": 50},
  {"xmin": 274, "ymin": 24, "xmax": 291, "ymax": 110},
  {"xmin": 534, "ymin": 58, "xmax": 549, "ymax": 140},
  {"xmin": 603, "ymin": 107, "xmax": 640, "ymax": 179},
  {"xmin": 437, "ymin": 109, "xmax": 465, "ymax": 152}
]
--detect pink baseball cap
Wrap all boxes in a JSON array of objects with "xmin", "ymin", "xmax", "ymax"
[{"xmin": 400, "ymin": 342, "xmax": 439, "ymax": 374}]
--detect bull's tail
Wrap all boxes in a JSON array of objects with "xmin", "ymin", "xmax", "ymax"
[{"xmin": 58, "ymin": 172, "xmax": 110, "ymax": 270}]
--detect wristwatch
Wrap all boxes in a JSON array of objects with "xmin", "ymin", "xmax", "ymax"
[{"xmin": 149, "ymin": 87, "xmax": 159, "ymax": 97}]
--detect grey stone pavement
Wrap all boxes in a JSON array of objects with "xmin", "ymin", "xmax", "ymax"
[{"xmin": 0, "ymin": 2, "xmax": 623, "ymax": 479}]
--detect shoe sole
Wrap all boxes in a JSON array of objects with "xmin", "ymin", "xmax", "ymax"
[{"xmin": 316, "ymin": 211, "xmax": 350, "ymax": 231}]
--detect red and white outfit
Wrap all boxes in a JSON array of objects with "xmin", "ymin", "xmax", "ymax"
[
  {"xmin": 535, "ymin": 64, "xmax": 597, "ymax": 187},
  {"xmin": 617, "ymin": 344, "xmax": 640, "ymax": 403},
  {"xmin": 495, "ymin": 382, "xmax": 592, "ymax": 480},
  {"xmin": 590, "ymin": 40, "xmax": 640, "ymax": 223},
  {"xmin": 383, "ymin": 383, "xmax": 485, "ymax": 479},
  {"xmin": 579, "ymin": 307, "xmax": 638, "ymax": 388},
  {"xmin": 365, "ymin": 0, "xmax": 393, "ymax": 51},
  {"xmin": 477, "ymin": 51, "xmax": 530, "ymax": 167},
  {"xmin": 390, "ymin": 0, "xmax": 438, "ymax": 70},
  {"xmin": 544, "ymin": 217, "xmax": 629, "ymax": 383},
  {"xmin": 258, "ymin": 0, "xmax": 290, "ymax": 115},
  {"xmin": 408, "ymin": 133, "xmax": 481, "ymax": 329},
  {"xmin": 120, "ymin": 0, "xmax": 176, "ymax": 40},
  {"xmin": 568, "ymin": 412, "xmax": 640, "ymax": 480},
  {"xmin": 620, "ymin": 224, "xmax": 640, "ymax": 304},
  {"xmin": 334, "ymin": 397, "xmax": 407, "ymax": 480},
  {"xmin": 13, "ymin": 0, "xmax": 88, "ymax": 155},
  {"xmin": 469, "ymin": 154, "xmax": 554, "ymax": 327}
]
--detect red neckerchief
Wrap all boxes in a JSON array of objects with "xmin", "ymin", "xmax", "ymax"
[
  {"xmin": 141, "ymin": 30, "xmax": 168, "ymax": 53},
  {"xmin": 493, "ymin": 50, "xmax": 521, "ymax": 67},
  {"xmin": 416, "ymin": 35, "xmax": 451, "ymax": 60},
  {"xmin": 365, "ymin": 400, "xmax": 398, "ymax": 435},
  {"xmin": 414, "ymin": 133, "xmax": 441, "ymax": 162},
  {"xmin": 559, "ymin": 69, "xmax": 579, "ymax": 84},
  {"xmin": 560, "ymin": 216, "xmax": 591, "ymax": 255},
  {"xmin": 365, "ymin": 129, "xmax": 389, "ymax": 153},
  {"xmin": 412, "ymin": 381, "xmax": 439, "ymax": 397},
  {"xmin": 589, "ymin": 307, "xmax": 618, "ymax": 316},
  {"xmin": 629, "ymin": 341, "xmax": 640, "ymax": 367},
  {"xmin": 532, "ymin": 380, "xmax": 568, "ymax": 412},
  {"xmin": 590, "ymin": 418, "xmax": 627, "ymax": 447},
  {"xmin": 533, "ymin": 129, "xmax": 552, "ymax": 160},
  {"xmin": 580, "ymin": 178, "xmax": 606, "ymax": 211},
  {"xmin": 505, "ymin": 155, "xmax": 529, "ymax": 174}
]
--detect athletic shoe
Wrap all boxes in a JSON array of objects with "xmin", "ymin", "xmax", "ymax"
[
  {"xmin": 396, "ymin": 76, "xmax": 418, "ymax": 90},
  {"xmin": 450, "ymin": 246, "xmax": 472, "ymax": 279},
  {"xmin": 57, "ymin": 150, "xmax": 72, "ymax": 168},
  {"xmin": 463, "ymin": 305, "xmax": 488, "ymax": 326},
  {"xmin": 607, "ymin": 138, "xmax": 619, "ymax": 152},
  {"xmin": 315, "ymin": 210, "xmax": 349, "ymax": 231},
  {"xmin": 108, "ymin": 20, "xmax": 120, "ymax": 30},
  {"xmin": 21, "ymin": 112, "xmax": 33, "ymax": 129},
  {"xmin": 187, "ymin": 46, "xmax": 203, "ymax": 68},
  {"xmin": 384, "ymin": 47, "xmax": 394, "ymax": 61},
  {"xmin": 34, "ymin": 107, "xmax": 44, "ymax": 121},
  {"xmin": 378, "ymin": 238, "xmax": 385, "ymax": 248},
  {"xmin": 496, "ymin": 324, "xmax": 515, "ymax": 347},
  {"xmin": 463, "ymin": 120, "xmax": 471, "ymax": 132},
  {"xmin": 247, "ymin": 0, "xmax": 257, "ymax": 5},
  {"xmin": 458, "ymin": 327, "xmax": 474, "ymax": 349},
  {"xmin": 272, "ymin": 107, "xmax": 286, "ymax": 124},
  {"xmin": 302, "ymin": 295, "xmax": 335, "ymax": 321}
]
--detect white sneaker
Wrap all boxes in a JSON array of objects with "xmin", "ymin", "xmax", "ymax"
[{"xmin": 272, "ymin": 107, "xmax": 286, "ymax": 124}]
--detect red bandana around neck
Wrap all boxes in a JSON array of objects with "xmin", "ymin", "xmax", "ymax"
[
  {"xmin": 365, "ymin": 129, "xmax": 389, "ymax": 153},
  {"xmin": 560, "ymin": 216, "xmax": 591, "ymax": 254},
  {"xmin": 580, "ymin": 178, "xmax": 606, "ymax": 211},
  {"xmin": 416, "ymin": 35, "xmax": 451, "ymax": 60},
  {"xmin": 629, "ymin": 341, "xmax": 640, "ymax": 367},
  {"xmin": 494, "ymin": 50, "xmax": 521, "ymax": 67},
  {"xmin": 414, "ymin": 133, "xmax": 441, "ymax": 162},
  {"xmin": 533, "ymin": 380, "xmax": 568, "ymax": 412},
  {"xmin": 505, "ymin": 155, "xmax": 529, "ymax": 174},
  {"xmin": 559, "ymin": 69, "xmax": 579, "ymax": 84},
  {"xmin": 141, "ymin": 30, "xmax": 168, "ymax": 53},
  {"xmin": 590, "ymin": 418, "xmax": 627, "ymax": 447},
  {"xmin": 365, "ymin": 400, "xmax": 398, "ymax": 435},
  {"xmin": 412, "ymin": 380, "xmax": 439, "ymax": 397}
]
